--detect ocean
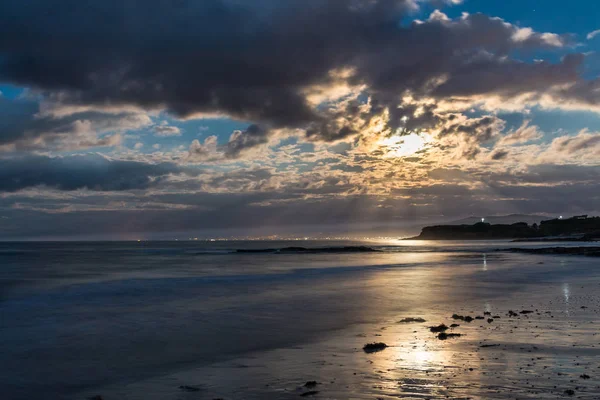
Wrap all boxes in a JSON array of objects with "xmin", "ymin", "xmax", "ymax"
[{"xmin": 2, "ymin": 240, "xmax": 600, "ymax": 399}]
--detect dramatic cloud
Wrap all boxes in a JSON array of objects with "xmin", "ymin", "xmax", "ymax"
[
  {"xmin": 0, "ymin": 154, "xmax": 190, "ymax": 192},
  {"xmin": 0, "ymin": 97, "xmax": 150, "ymax": 151},
  {"xmin": 0, "ymin": 0, "xmax": 598, "ymax": 238},
  {"xmin": 0, "ymin": 0, "xmax": 592, "ymax": 151}
]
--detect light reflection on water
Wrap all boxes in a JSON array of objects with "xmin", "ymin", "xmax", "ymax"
[
  {"xmin": 563, "ymin": 282, "xmax": 570, "ymax": 315},
  {"xmin": 2, "ymin": 241, "xmax": 600, "ymax": 399}
]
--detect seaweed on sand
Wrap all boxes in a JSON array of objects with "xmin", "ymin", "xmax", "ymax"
[
  {"xmin": 452, "ymin": 314, "xmax": 474, "ymax": 322},
  {"xmin": 363, "ymin": 342, "xmax": 388, "ymax": 353},
  {"xmin": 429, "ymin": 324, "xmax": 449, "ymax": 333},
  {"xmin": 398, "ymin": 317, "xmax": 426, "ymax": 323},
  {"xmin": 438, "ymin": 332, "xmax": 462, "ymax": 340}
]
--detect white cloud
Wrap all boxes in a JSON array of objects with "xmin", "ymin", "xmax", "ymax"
[
  {"xmin": 153, "ymin": 125, "xmax": 182, "ymax": 137},
  {"xmin": 587, "ymin": 29, "xmax": 600, "ymax": 40},
  {"xmin": 497, "ymin": 121, "xmax": 542, "ymax": 146}
]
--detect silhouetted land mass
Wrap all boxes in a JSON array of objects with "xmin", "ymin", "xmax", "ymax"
[{"xmin": 410, "ymin": 215, "xmax": 600, "ymax": 240}]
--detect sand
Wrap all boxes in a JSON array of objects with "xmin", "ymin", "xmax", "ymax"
[{"xmin": 76, "ymin": 250, "xmax": 600, "ymax": 400}]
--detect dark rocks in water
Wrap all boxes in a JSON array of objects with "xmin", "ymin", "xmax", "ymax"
[
  {"xmin": 450, "ymin": 323, "xmax": 460, "ymax": 328},
  {"xmin": 237, "ymin": 246, "xmax": 379, "ymax": 254},
  {"xmin": 464, "ymin": 316, "xmax": 474, "ymax": 322},
  {"xmin": 520, "ymin": 310, "xmax": 534, "ymax": 314},
  {"xmin": 580, "ymin": 374, "xmax": 591, "ymax": 379},
  {"xmin": 475, "ymin": 316, "xmax": 484, "ymax": 320},
  {"xmin": 322, "ymin": 246, "xmax": 377, "ymax": 253},
  {"xmin": 429, "ymin": 324, "xmax": 449, "ymax": 333},
  {"xmin": 487, "ymin": 318, "xmax": 494, "ymax": 323},
  {"xmin": 565, "ymin": 389, "xmax": 575, "ymax": 396},
  {"xmin": 508, "ymin": 310, "xmax": 519, "ymax": 317},
  {"xmin": 236, "ymin": 248, "xmax": 279, "ymax": 253},
  {"xmin": 483, "ymin": 311, "xmax": 491, "ymax": 316},
  {"xmin": 304, "ymin": 381, "xmax": 318, "ymax": 388},
  {"xmin": 179, "ymin": 385, "xmax": 201, "ymax": 392},
  {"xmin": 493, "ymin": 315, "xmax": 501, "ymax": 319},
  {"xmin": 363, "ymin": 342, "xmax": 387, "ymax": 353},
  {"xmin": 280, "ymin": 246, "xmax": 377, "ymax": 253},
  {"xmin": 399, "ymin": 317, "xmax": 426, "ymax": 323},
  {"xmin": 480, "ymin": 344, "xmax": 500, "ymax": 348},
  {"xmin": 300, "ymin": 390, "xmax": 320, "ymax": 397},
  {"xmin": 438, "ymin": 332, "xmax": 462, "ymax": 340},
  {"xmin": 280, "ymin": 247, "xmax": 313, "ymax": 252}
]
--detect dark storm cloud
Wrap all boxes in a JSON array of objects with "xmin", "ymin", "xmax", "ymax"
[
  {"xmin": 430, "ymin": 53, "xmax": 584, "ymax": 99},
  {"xmin": 0, "ymin": 0, "xmax": 588, "ymax": 149},
  {"xmin": 350, "ymin": 13, "xmax": 573, "ymax": 96},
  {"xmin": 2, "ymin": 0, "xmax": 400, "ymax": 126},
  {"xmin": 0, "ymin": 154, "xmax": 190, "ymax": 192}
]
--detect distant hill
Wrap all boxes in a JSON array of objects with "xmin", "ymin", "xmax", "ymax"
[
  {"xmin": 409, "ymin": 215, "xmax": 600, "ymax": 240},
  {"xmin": 410, "ymin": 222, "xmax": 537, "ymax": 240}
]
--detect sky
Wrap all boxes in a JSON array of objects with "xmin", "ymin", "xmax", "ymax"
[{"xmin": 0, "ymin": 0, "xmax": 600, "ymax": 240}]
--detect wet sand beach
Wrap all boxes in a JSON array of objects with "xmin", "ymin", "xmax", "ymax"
[{"xmin": 2, "ymin": 241, "xmax": 600, "ymax": 399}]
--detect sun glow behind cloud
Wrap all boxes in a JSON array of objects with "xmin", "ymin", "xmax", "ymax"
[
  {"xmin": 0, "ymin": 0, "xmax": 599, "ymax": 239},
  {"xmin": 379, "ymin": 132, "xmax": 432, "ymax": 158}
]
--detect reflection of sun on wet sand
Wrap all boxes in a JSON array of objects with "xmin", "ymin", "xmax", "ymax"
[
  {"xmin": 78, "ymin": 250, "xmax": 600, "ymax": 400},
  {"xmin": 350, "ymin": 301, "xmax": 600, "ymax": 399}
]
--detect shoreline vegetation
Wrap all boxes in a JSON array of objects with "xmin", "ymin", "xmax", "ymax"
[{"xmin": 408, "ymin": 215, "xmax": 600, "ymax": 241}]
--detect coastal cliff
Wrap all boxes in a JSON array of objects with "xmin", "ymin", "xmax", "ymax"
[{"xmin": 410, "ymin": 216, "xmax": 600, "ymax": 240}]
